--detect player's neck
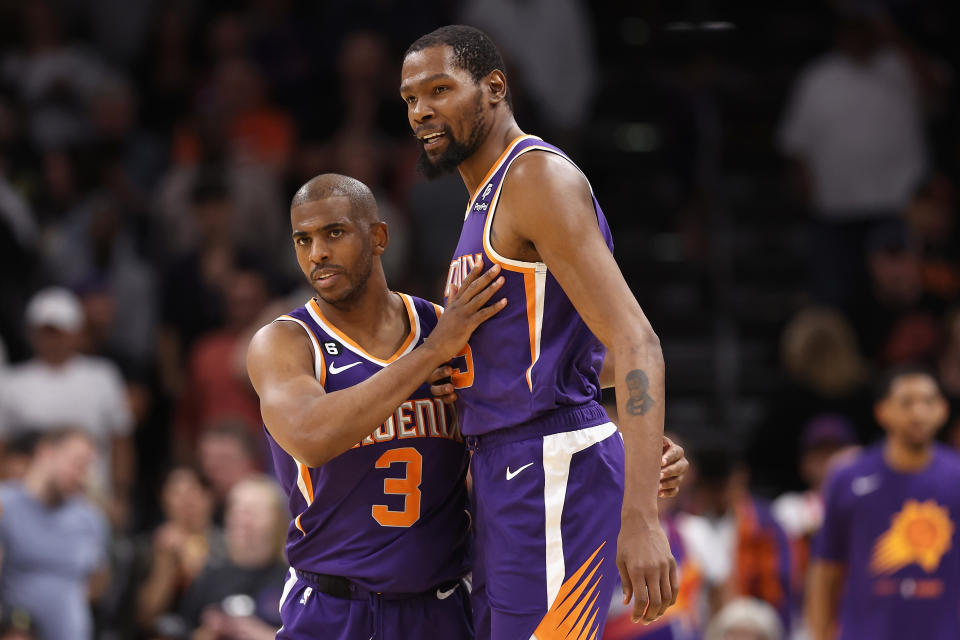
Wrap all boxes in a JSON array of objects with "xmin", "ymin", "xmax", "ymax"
[
  {"xmin": 884, "ymin": 438, "xmax": 935, "ymax": 473},
  {"xmin": 458, "ymin": 117, "xmax": 525, "ymax": 196}
]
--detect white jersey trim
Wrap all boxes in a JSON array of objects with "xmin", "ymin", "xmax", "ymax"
[{"xmin": 541, "ymin": 421, "xmax": 618, "ymax": 609}]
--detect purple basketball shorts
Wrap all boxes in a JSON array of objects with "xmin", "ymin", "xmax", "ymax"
[
  {"xmin": 467, "ymin": 414, "xmax": 625, "ymax": 640},
  {"xmin": 276, "ymin": 570, "xmax": 473, "ymax": 639}
]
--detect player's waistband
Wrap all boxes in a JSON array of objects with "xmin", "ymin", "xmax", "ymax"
[
  {"xmin": 294, "ymin": 569, "xmax": 461, "ymax": 601},
  {"xmin": 464, "ymin": 401, "xmax": 609, "ymax": 450}
]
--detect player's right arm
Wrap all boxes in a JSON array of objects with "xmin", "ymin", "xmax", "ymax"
[
  {"xmin": 805, "ymin": 560, "xmax": 846, "ymax": 640},
  {"xmin": 247, "ymin": 263, "xmax": 506, "ymax": 468},
  {"xmin": 805, "ymin": 464, "xmax": 853, "ymax": 640}
]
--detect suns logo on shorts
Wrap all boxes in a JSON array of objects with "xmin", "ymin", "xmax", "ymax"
[{"xmin": 871, "ymin": 499, "xmax": 954, "ymax": 574}]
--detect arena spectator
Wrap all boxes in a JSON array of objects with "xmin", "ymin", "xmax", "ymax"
[
  {"xmin": 777, "ymin": 7, "xmax": 940, "ymax": 307},
  {"xmin": 905, "ymin": 174, "xmax": 960, "ymax": 302},
  {"xmin": 852, "ymin": 223, "xmax": 944, "ymax": 366},
  {"xmin": 939, "ymin": 309, "xmax": 960, "ymax": 444},
  {"xmin": 704, "ymin": 598, "xmax": 783, "ymax": 640},
  {"xmin": 0, "ymin": 287, "xmax": 134, "ymax": 505},
  {"xmin": 677, "ymin": 444, "xmax": 792, "ymax": 628},
  {"xmin": 748, "ymin": 307, "xmax": 872, "ymax": 494},
  {"xmin": 1, "ymin": 1, "xmax": 112, "ymax": 151},
  {"xmin": 134, "ymin": 466, "xmax": 224, "ymax": 637},
  {"xmin": 177, "ymin": 475, "xmax": 287, "ymax": 637},
  {"xmin": 197, "ymin": 421, "xmax": 263, "ymax": 518},
  {"xmin": 175, "ymin": 262, "xmax": 272, "ymax": 452},
  {"xmin": 0, "ymin": 429, "xmax": 108, "ymax": 640},
  {"xmin": 771, "ymin": 415, "xmax": 859, "ymax": 634}
]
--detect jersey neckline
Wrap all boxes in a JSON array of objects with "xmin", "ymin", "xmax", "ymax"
[{"xmin": 306, "ymin": 293, "xmax": 421, "ymax": 366}]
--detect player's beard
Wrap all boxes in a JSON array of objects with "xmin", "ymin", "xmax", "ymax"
[
  {"xmin": 312, "ymin": 251, "xmax": 374, "ymax": 310},
  {"xmin": 417, "ymin": 93, "xmax": 489, "ymax": 179}
]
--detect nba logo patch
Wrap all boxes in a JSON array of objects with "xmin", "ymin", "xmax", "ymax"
[
  {"xmin": 481, "ymin": 183, "xmax": 493, "ymax": 200},
  {"xmin": 323, "ymin": 341, "xmax": 342, "ymax": 356},
  {"xmin": 300, "ymin": 587, "xmax": 313, "ymax": 605}
]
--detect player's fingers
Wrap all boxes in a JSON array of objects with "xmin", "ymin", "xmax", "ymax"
[
  {"xmin": 668, "ymin": 560, "xmax": 679, "ymax": 607},
  {"xmin": 657, "ymin": 478, "xmax": 682, "ymax": 495},
  {"xmin": 656, "ymin": 567, "xmax": 673, "ymax": 618},
  {"xmin": 474, "ymin": 297, "xmax": 508, "ymax": 325},
  {"xmin": 459, "ymin": 264, "xmax": 501, "ymax": 303},
  {"xmin": 642, "ymin": 574, "xmax": 662, "ymax": 623},
  {"xmin": 661, "ymin": 438, "xmax": 683, "ymax": 466},
  {"xmin": 632, "ymin": 579, "xmax": 649, "ymax": 623},
  {"xmin": 430, "ymin": 382, "xmax": 456, "ymax": 398},
  {"xmin": 465, "ymin": 275, "xmax": 505, "ymax": 311},
  {"xmin": 617, "ymin": 559, "xmax": 633, "ymax": 606},
  {"xmin": 429, "ymin": 366, "xmax": 453, "ymax": 385},
  {"xmin": 455, "ymin": 259, "xmax": 489, "ymax": 298},
  {"xmin": 658, "ymin": 486, "xmax": 680, "ymax": 498},
  {"xmin": 660, "ymin": 459, "xmax": 687, "ymax": 482}
]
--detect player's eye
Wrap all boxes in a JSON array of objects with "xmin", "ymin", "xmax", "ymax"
[
  {"xmin": 295, "ymin": 237, "xmax": 309, "ymax": 247},
  {"xmin": 434, "ymin": 86, "xmax": 448, "ymax": 95},
  {"xmin": 330, "ymin": 229, "xmax": 344, "ymax": 239},
  {"xmin": 405, "ymin": 95, "xmax": 416, "ymax": 105}
]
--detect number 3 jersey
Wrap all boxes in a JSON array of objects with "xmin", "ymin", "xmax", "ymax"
[{"xmin": 264, "ymin": 293, "xmax": 470, "ymax": 594}]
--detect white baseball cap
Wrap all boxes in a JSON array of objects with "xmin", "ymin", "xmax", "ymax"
[{"xmin": 25, "ymin": 287, "xmax": 84, "ymax": 332}]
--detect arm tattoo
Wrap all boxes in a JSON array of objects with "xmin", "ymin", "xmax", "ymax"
[{"xmin": 625, "ymin": 369, "xmax": 655, "ymax": 416}]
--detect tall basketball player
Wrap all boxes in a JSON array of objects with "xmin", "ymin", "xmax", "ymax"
[{"xmin": 401, "ymin": 26, "xmax": 677, "ymax": 638}]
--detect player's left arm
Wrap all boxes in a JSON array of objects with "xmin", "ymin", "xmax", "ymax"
[{"xmin": 500, "ymin": 152, "xmax": 676, "ymax": 624}]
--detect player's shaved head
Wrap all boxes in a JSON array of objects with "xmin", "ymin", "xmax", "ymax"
[{"xmin": 290, "ymin": 173, "xmax": 379, "ymax": 224}]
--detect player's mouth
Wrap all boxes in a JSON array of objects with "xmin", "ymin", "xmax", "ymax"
[
  {"xmin": 418, "ymin": 129, "xmax": 447, "ymax": 151},
  {"xmin": 312, "ymin": 269, "xmax": 342, "ymax": 288}
]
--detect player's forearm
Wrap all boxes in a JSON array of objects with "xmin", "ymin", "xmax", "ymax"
[
  {"xmin": 613, "ymin": 330, "xmax": 665, "ymax": 521},
  {"xmin": 281, "ymin": 344, "xmax": 448, "ymax": 466},
  {"xmin": 805, "ymin": 561, "xmax": 843, "ymax": 640}
]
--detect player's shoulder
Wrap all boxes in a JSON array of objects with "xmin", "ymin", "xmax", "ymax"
[
  {"xmin": 826, "ymin": 445, "xmax": 883, "ymax": 491},
  {"xmin": 399, "ymin": 293, "xmax": 442, "ymax": 334},
  {"xmin": 247, "ymin": 316, "xmax": 314, "ymax": 368},
  {"xmin": 933, "ymin": 444, "xmax": 960, "ymax": 475},
  {"xmin": 508, "ymin": 146, "xmax": 587, "ymax": 193}
]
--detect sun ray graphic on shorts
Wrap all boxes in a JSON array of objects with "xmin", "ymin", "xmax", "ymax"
[
  {"xmin": 870, "ymin": 499, "xmax": 954, "ymax": 574},
  {"xmin": 533, "ymin": 542, "xmax": 606, "ymax": 640}
]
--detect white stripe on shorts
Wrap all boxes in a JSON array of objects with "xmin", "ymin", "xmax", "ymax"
[{"xmin": 541, "ymin": 421, "xmax": 618, "ymax": 609}]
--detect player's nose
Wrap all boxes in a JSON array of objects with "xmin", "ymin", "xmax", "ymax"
[
  {"xmin": 411, "ymin": 99, "xmax": 434, "ymax": 123},
  {"xmin": 309, "ymin": 241, "xmax": 330, "ymax": 263}
]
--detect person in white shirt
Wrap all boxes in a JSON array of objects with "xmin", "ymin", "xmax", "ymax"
[
  {"xmin": 0, "ymin": 287, "xmax": 133, "ymax": 510},
  {"xmin": 777, "ymin": 8, "xmax": 943, "ymax": 308}
]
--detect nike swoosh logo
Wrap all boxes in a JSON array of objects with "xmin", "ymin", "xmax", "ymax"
[
  {"xmin": 329, "ymin": 361, "xmax": 362, "ymax": 375},
  {"xmin": 506, "ymin": 462, "xmax": 534, "ymax": 481},
  {"xmin": 852, "ymin": 474, "xmax": 881, "ymax": 496},
  {"xmin": 436, "ymin": 584, "xmax": 458, "ymax": 600}
]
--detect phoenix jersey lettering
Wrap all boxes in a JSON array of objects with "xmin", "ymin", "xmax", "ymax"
[
  {"xmin": 447, "ymin": 134, "xmax": 615, "ymax": 436},
  {"xmin": 264, "ymin": 294, "xmax": 469, "ymax": 593}
]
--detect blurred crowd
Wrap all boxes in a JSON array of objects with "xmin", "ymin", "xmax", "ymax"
[{"xmin": 0, "ymin": 1, "xmax": 959, "ymax": 640}]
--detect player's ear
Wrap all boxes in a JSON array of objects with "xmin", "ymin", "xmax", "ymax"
[
  {"xmin": 371, "ymin": 221, "xmax": 389, "ymax": 256},
  {"xmin": 486, "ymin": 70, "xmax": 507, "ymax": 105},
  {"xmin": 874, "ymin": 401, "xmax": 890, "ymax": 433}
]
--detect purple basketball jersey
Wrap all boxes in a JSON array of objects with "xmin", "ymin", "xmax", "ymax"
[
  {"xmin": 445, "ymin": 135, "xmax": 615, "ymax": 437},
  {"xmin": 265, "ymin": 294, "xmax": 470, "ymax": 594}
]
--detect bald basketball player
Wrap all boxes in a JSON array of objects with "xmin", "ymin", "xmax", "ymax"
[{"xmin": 247, "ymin": 174, "xmax": 505, "ymax": 638}]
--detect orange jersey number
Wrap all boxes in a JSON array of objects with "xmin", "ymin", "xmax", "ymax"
[{"xmin": 371, "ymin": 447, "xmax": 422, "ymax": 527}]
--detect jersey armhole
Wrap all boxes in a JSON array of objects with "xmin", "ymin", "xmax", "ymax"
[{"xmin": 276, "ymin": 315, "xmax": 326, "ymax": 386}]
